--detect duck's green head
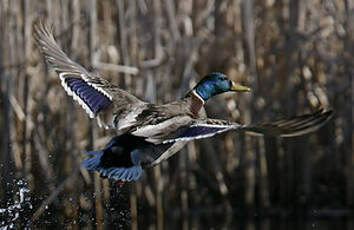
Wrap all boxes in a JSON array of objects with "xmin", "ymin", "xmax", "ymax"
[{"xmin": 194, "ymin": 73, "xmax": 250, "ymax": 101}]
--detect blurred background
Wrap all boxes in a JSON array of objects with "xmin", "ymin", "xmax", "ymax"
[{"xmin": 0, "ymin": 0, "xmax": 352, "ymax": 229}]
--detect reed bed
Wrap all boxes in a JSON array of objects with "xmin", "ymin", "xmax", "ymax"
[{"xmin": 0, "ymin": 0, "xmax": 352, "ymax": 229}]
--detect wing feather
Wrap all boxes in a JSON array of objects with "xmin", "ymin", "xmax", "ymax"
[
  {"xmin": 161, "ymin": 109, "xmax": 332, "ymax": 143},
  {"xmin": 33, "ymin": 19, "xmax": 145, "ymax": 128},
  {"xmin": 162, "ymin": 119, "xmax": 243, "ymax": 143},
  {"xmin": 243, "ymin": 109, "xmax": 333, "ymax": 137}
]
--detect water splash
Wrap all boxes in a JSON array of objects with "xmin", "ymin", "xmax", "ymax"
[{"xmin": 0, "ymin": 179, "xmax": 32, "ymax": 229}]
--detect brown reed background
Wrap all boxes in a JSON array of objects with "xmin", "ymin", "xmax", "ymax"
[{"xmin": 0, "ymin": 0, "xmax": 353, "ymax": 229}]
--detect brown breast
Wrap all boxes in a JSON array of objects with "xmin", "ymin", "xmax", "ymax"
[{"xmin": 190, "ymin": 91, "xmax": 205, "ymax": 118}]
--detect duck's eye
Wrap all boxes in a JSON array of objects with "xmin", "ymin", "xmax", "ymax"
[{"xmin": 220, "ymin": 77, "xmax": 228, "ymax": 81}]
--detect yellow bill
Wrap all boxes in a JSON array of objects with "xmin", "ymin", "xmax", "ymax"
[{"xmin": 231, "ymin": 81, "xmax": 251, "ymax": 92}]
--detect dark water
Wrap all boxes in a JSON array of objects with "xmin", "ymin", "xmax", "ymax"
[
  {"xmin": 154, "ymin": 216, "xmax": 354, "ymax": 230},
  {"xmin": 134, "ymin": 202, "xmax": 354, "ymax": 229},
  {"xmin": 1, "ymin": 181, "xmax": 353, "ymax": 229},
  {"xmin": 134, "ymin": 206, "xmax": 354, "ymax": 230}
]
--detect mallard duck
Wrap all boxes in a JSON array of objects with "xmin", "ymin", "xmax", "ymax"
[{"xmin": 34, "ymin": 20, "xmax": 333, "ymax": 182}]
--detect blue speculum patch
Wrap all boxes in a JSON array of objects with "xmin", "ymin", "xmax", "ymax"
[
  {"xmin": 178, "ymin": 125, "xmax": 226, "ymax": 138},
  {"xmin": 65, "ymin": 78, "xmax": 112, "ymax": 113}
]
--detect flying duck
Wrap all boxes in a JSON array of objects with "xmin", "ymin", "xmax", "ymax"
[{"xmin": 33, "ymin": 20, "xmax": 333, "ymax": 182}]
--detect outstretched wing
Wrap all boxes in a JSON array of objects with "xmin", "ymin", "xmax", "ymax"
[
  {"xmin": 243, "ymin": 109, "xmax": 333, "ymax": 137},
  {"xmin": 33, "ymin": 20, "xmax": 145, "ymax": 128},
  {"xmin": 162, "ymin": 109, "xmax": 333, "ymax": 143}
]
